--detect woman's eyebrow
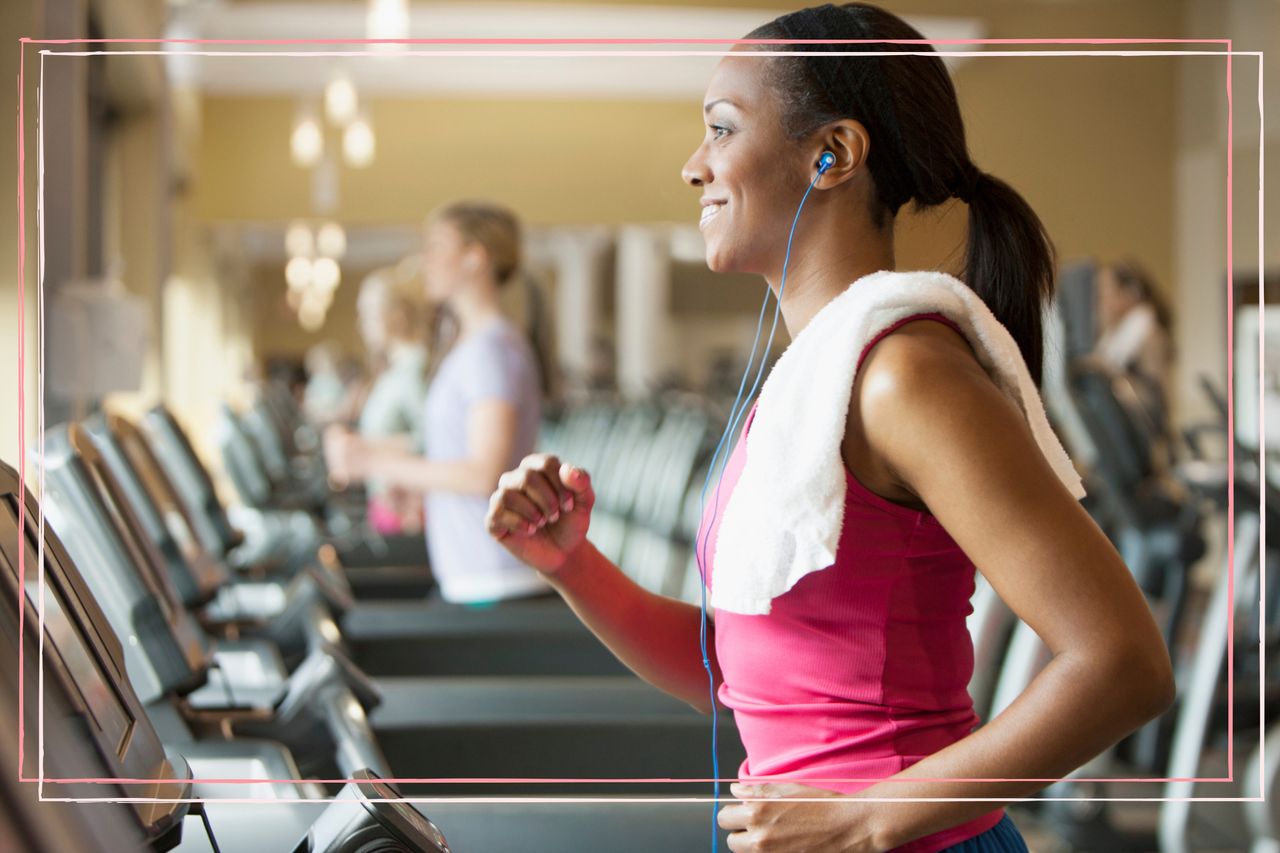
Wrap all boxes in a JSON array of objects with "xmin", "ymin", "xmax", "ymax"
[{"xmin": 703, "ymin": 98, "xmax": 739, "ymax": 114}]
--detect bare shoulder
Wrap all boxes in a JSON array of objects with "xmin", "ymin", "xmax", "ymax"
[
  {"xmin": 857, "ymin": 319, "xmax": 986, "ymax": 401},
  {"xmin": 856, "ymin": 319, "xmax": 1013, "ymax": 422},
  {"xmin": 843, "ymin": 319, "xmax": 1029, "ymax": 501},
  {"xmin": 842, "ymin": 320, "xmax": 983, "ymax": 502}
]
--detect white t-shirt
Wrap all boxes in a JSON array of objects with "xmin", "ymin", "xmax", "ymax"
[
  {"xmin": 358, "ymin": 343, "xmax": 429, "ymax": 500},
  {"xmin": 422, "ymin": 318, "xmax": 548, "ymax": 603},
  {"xmin": 1095, "ymin": 303, "xmax": 1157, "ymax": 374}
]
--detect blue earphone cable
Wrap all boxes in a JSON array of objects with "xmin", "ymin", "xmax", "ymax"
[{"xmin": 694, "ymin": 158, "xmax": 831, "ymax": 852}]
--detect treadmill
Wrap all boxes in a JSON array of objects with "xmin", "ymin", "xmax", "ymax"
[
  {"xmin": 350, "ymin": 403, "xmax": 714, "ymax": 676},
  {"xmin": 0, "ymin": 458, "xmax": 454, "ymax": 852},
  {"xmin": 8, "ymin": 454, "xmax": 741, "ymax": 848},
  {"xmin": 128, "ymin": 403, "xmax": 755, "ymax": 796},
  {"xmin": 84, "ymin": 412, "xmax": 348, "ymax": 665},
  {"xmin": 38, "ymin": 425, "xmax": 391, "ymax": 782},
  {"xmin": 96, "ymin": 409, "xmax": 619, "ymax": 678},
  {"xmin": 0, "ymin": 481, "xmax": 193, "ymax": 851},
  {"xmin": 137, "ymin": 405, "xmax": 626, "ymax": 676},
  {"xmin": 52, "ymin": 418, "xmax": 748, "ymax": 788},
  {"xmin": 215, "ymin": 401, "xmax": 433, "ymax": 596},
  {"xmin": 101, "ymin": 412, "xmax": 354, "ymax": 667}
]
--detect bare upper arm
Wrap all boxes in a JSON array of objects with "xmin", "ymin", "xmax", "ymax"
[
  {"xmin": 848, "ymin": 322, "xmax": 1162, "ymax": 662},
  {"xmin": 467, "ymin": 399, "xmax": 519, "ymax": 489}
]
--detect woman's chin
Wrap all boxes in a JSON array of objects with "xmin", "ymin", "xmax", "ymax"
[{"xmin": 703, "ymin": 248, "xmax": 737, "ymax": 274}]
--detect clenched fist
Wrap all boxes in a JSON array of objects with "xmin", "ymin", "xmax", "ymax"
[{"xmin": 486, "ymin": 454, "xmax": 595, "ymax": 575}]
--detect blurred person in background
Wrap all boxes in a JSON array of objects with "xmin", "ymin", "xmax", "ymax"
[
  {"xmin": 327, "ymin": 200, "xmax": 548, "ymax": 604},
  {"xmin": 326, "ymin": 266, "xmax": 432, "ymax": 535},
  {"xmin": 1092, "ymin": 258, "xmax": 1176, "ymax": 432},
  {"xmin": 302, "ymin": 341, "xmax": 351, "ymax": 427}
]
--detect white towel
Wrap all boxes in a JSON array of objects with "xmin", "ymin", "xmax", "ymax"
[{"xmin": 710, "ymin": 269, "xmax": 1086, "ymax": 616}]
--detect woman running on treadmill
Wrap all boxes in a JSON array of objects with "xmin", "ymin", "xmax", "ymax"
[
  {"xmin": 327, "ymin": 200, "xmax": 549, "ymax": 605},
  {"xmin": 486, "ymin": 4, "xmax": 1174, "ymax": 851},
  {"xmin": 1091, "ymin": 258, "xmax": 1177, "ymax": 442},
  {"xmin": 325, "ymin": 266, "xmax": 432, "ymax": 535}
]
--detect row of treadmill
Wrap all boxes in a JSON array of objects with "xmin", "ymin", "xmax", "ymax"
[
  {"xmin": 7, "ymin": 259, "xmax": 1279, "ymax": 851},
  {"xmin": 7, "ymin": 399, "xmax": 751, "ymax": 852}
]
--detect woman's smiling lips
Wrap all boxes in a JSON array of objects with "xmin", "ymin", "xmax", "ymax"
[{"xmin": 700, "ymin": 198, "xmax": 727, "ymax": 228}]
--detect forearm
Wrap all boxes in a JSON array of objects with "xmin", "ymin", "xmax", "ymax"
[
  {"xmin": 363, "ymin": 447, "xmax": 499, "ymax": 496},
  {"xmin": 365, "ymin": 434, "xmax": 416, "ymax": 454},
  {"xmin": 550, "ymin": 540, "xmax": 723, "ymax": 713},
  {"xmin": 857, "ymin": 648, "xmax": 1172, "ymax": 849}
]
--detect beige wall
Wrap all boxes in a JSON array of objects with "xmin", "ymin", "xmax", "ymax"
[
  {"xmin": 196, "ymin": 54, "xmax": 1181, "ymax": 283},
  {"xmin": 197, "ymin": 95, "xmax": 706, "ymax": 227}
]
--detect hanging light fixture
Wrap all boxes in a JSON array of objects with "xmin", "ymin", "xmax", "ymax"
[
  {"xmin": 285, "ymin": 256, "xmax": 313, "ymax": 291},
  {"xmin": 317, "ymin": 222, "xmax": 347, "ymax": 259},
  {"xmin": 324, "ymin": 72, "xmax": 359, "ymax": 127},
  {"xmin": 343, "ymin": 114, "xmax": 376, "ymax": 169},
  {"xmin": 366, "ymin": 0, "xmax": 410, "ymax": 43},
  {"xmin": 285, "ymin": 221, "xmax": 314, "ymax": 258},
  {"xmin": 299, "ymin": 301, "xmax": 327, "ymax": 332},
  {"xmin": 290, "ymin": 106, "xmax": 324, "ymax": 168},
  {"xmin": 313, "ymin": 257, "xmax": 341, "ymax": 292},
  {"xmin": 299, "ymin": 287, "xmax": 332, "ymax": 331}
]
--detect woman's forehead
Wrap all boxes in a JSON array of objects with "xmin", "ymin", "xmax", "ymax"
[
  {"xmin": 424, "ymin": 220, "xmax": 458, "ymax": 242},
  {"xmin": 704, "ymin": 52, "xmax": 771, "ymax": 112}
]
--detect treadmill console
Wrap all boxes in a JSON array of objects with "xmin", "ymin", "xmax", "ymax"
[
  {"xmin": 0, "ymin": 461, "xmax": 192, "ymax": 848},
  {"xmin": 297, "ymin": 769, "xmax": 452, "ymax": 853}
]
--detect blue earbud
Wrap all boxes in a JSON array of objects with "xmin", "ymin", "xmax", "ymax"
[{"xmin": 817, "ymin": 151, "xmax": 836, "ymax": 174}]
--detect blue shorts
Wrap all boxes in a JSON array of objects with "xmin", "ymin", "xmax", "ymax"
[{"xmin": 939, "ymin": 814, "xmax": 1029, "ymax": 852}]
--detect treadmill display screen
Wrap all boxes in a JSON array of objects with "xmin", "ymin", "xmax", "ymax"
[
  {"xmin": 117, "ymin": 428, "xmax": 203, "ymax": 562},
  {"xmin": 369, "ymin": 779, "xmax": 451, "ymax": 848},
  {"xmin": 1, "ymin": 499, "xmax": 134, "ymax": 759}
]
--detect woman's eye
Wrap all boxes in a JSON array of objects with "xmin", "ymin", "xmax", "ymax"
[{"xmin": 710, "ymin": 124, "xmax": 730, "ymax": 140}]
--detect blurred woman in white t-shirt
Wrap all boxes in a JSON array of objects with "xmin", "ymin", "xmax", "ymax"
[
  {"xmin": 1093, "ymin": 258, "xmax": 1175, "ymax": 433},
  {"xmin": 325, "ymin": 201, "xmax": 547, "ymax": 604}
]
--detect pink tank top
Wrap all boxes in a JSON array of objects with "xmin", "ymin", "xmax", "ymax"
[{"xmin": 700, "ymin": 314, "xmax": 1004, "ymax": 852}]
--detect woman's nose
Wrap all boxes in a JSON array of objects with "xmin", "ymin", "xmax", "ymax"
[{"xmin": 681, "ymin": 147, "xmax": 709, "ymax": 188}]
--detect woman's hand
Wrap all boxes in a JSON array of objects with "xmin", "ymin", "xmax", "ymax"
[
  {"xmin": 718, "ymin": 782, "xmax": 886, "ymax": 853},
  {"xmin": 485, "ymin": 453, "xmax": 594, "ymax": 575},
  {"xmin": 385, "ymin": 485, "xmax": 424, "ymax": 533}
]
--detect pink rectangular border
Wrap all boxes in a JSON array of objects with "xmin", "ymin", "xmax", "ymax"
[{"xmin": 12, "ymin": 36, "xmax": 1259, "ymax": 799}]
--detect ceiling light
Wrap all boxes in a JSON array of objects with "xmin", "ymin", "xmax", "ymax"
[
  {"xmin": 285, "ymin": 221, "xmax": 313, "ymax": 258},
  {"xmin": 317, "ymin": 222, "xmax": 347, "ymax": 259},
  {"xmin": 366, "ymin": 0, "xmax": 409, "ymax": 42},
  {"xmin": 285, "ymin": 256, "xmax": 313, "ymax": 290},
  {"xmin": 343, "ymin": 117, "xmax": 376, "ymax": 168},
  {"xmin": 290, "ymin": 109, "xmax": 323, "ymax": 168},
  {"xmin": 299, "ymin": 302, "xmax": 327, "ymax": 332},
  {"xmin": 324, "ymin": 73, "xmax": 359, "ymax": 126},
  {"xmin": 313, "ymin": 257, "xmax": 341, "ymax": 292}
]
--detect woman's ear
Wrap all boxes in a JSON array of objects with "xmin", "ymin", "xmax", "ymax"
[
  {"xmin": 462, "ymin": 243, "xmax": 486, "ymax": 274},
  {"xmin": 813, "ymin": 119, "xmax": 870, "ymax": 188}
]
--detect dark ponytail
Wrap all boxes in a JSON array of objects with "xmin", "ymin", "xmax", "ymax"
[
  {"xmin": 748, "ymin": 3, "xmax": 1057, "ymax": 382},
  {"xmin": 962, "ymin": 172, "xmax": 1056, "ymax": 381}
]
